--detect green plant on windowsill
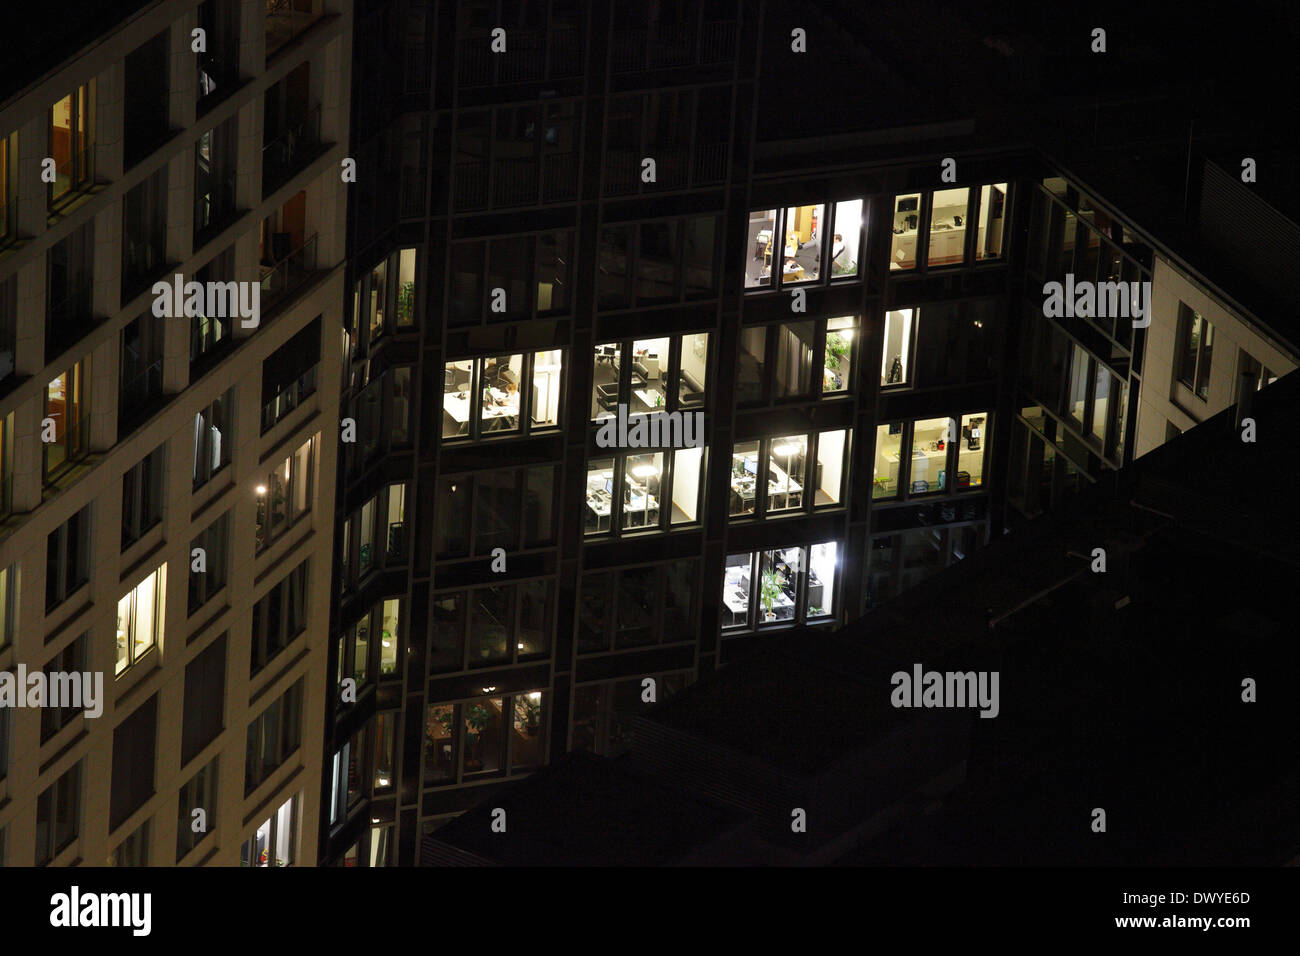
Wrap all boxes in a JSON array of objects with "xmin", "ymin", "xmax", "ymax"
[
  {"xmin": 824, "ymin": 332, "xmax": 850, "ymax": 372},
  {"xmin": 515, "ymin": 695, "xmax": 541, "ymax": 736},
  {"xmin": 397, "ymin": 280, "xmax": 415, "ymax": 323},
  {"xmin": 760, "ymin": 569, "xmax": 784, "ymax": 621}
]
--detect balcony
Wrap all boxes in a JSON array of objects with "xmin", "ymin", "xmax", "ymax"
[
  {"xmin": 265, "ymin": 0, "xmax": 323, "ymax": 61},
  {"xmin": 260, "ymin": 233, "xmax": 319, "ymax": 313},
  {"xmin": 455, "ymin": 28, "xmax": 581, "ymax": 88},
  {"xmin": 261, "ymin": 104, "xmax": 322, "ymax": 195},
  {"xmin": 261, "ymin": 364, "xmax": 318, "ymax": 434}
]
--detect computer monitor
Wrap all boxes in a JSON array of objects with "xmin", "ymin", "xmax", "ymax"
[
  {"xmin": 604, "ymin": 478, "xmax": 613, "ymax": 495},
  {"xmin": 743, "ymin": 458, "xmax": 757, "ymax": 476}
]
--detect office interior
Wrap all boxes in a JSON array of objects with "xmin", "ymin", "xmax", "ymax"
[
  {"xmin": 728, "ymin": 430, "xmax": 848, "ymax": 517},
  {"xmin": 873, "ymin": 414, "xmax": 989, "ymax": 498},
  {"xmin": 590, "ymin": 334, "xmax": 709, "ymax": 420},
  {"xmin": 584, "ymin": 448, "xmax": 704, "ymax": 534},
  {"xmin": 720, "ymin": 542, "xmax": 838, "ymax": 630},
  {"xmin": 889, "ymin": 184, "xmax": 1008, "ymax": 271},
  {"xmin": 442, "ymin": 351, "xmax": 563, "ymax": 438},
  {"xmin": 745, "ymin": 200, "xmax": 862, "ymax": 290}
]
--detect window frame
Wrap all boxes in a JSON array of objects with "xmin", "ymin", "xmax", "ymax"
[{"xmin": 443, "ymin": 349, "xmax": 566, "ymax": 442}]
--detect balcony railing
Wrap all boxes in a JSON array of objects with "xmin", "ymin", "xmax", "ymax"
[
  {"xmin": 262, "ymin": 104, "xmax": 322, "ymax": 194},
  {"xmin": 455, "ymin": 29, "xmax": 580, "ymax": 87},
  {"xmin": 261, "ymin": 364, "xmax": 318, "ymax": 433},
  {"xmin": 260, "ymin": 233, "xmax": 318, "ymax": 312}
]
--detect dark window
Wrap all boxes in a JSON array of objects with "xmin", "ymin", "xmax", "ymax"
[
  {"xmin": 46, "ymin": 506, "xmax": 91, "ymax": 610},
  {"xmin": 40, "ymin": 634, "xmax": 87, "ymax": 742},
  {"xmin": 0, "ymin": 274, "xmax": 15, "ymax": 382},
  {"xmin": 188, "ymin": 513, "xmax": 230, "ymax": 613},
  {"xmin": 244, "ymin": 679, "xmax": 303, "ymax": 795},
  {"xmin": 46, "ymin": 223, "xmax": 94, "ymax": 354},
  {"xmin": 119, "ymin": 313, "xmax": 165, "ymax": 433},
  {"xmin": 193, "ymin": 116, "xmax": 238, "ymax": 242},
  {"xmin": 1176, "ymin": 304, "xmax": 1214, "ymax": 401},
  {"xmin": 112, "ymin": 820, "xmax": 150, "ymax": 866},
  {"xmin": 35, "ymin": 761, "xmax": 81, "ymax": 865},
  {"xmin": 190, "ymin": 247, "xmax": 237, "ymax": 373},
  {"xmin": 197, "ymin": 0, "xmax": 241, "ymax": 111},
  {"xmin": 123, "ymin": 30, "xmax": 170, "ymax": 167},
  {"xmin": 176, "ymin": 759, "xmax": 217, "ymax": 861},
  {"xmin": 121, "ymin": 445, "xmax": 165, "ymax": 548},
  {"xmin": 121, "ymin": 168, "xmax": 169, "ymax": 303},
  {"xmin": 182, "ymin": 635, "xmax": 226, "ymax": 765},
  {"xmin": 250, "ymin": 561, "xmax": 309, "ymax": 676},
  {"xmin": 110, "ymin": 695, "xmax": 157, "ymax": 830}
]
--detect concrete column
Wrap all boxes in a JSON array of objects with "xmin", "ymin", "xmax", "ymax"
[
  {"xmin": 93, "ymin": 62, "xmax": 125, "ymax": 185},
  {"xmin": 235, "ymin": 97, "xmax": 263, "ymax": 210},
  {"xmin": 241, "ymin": 0, "xmax": 266, "ymax": 77},
  {"xmin": 170, "ymin": 11, "xmax": 199, "ymax": 133},
  {"xmin": 15, "ymin": 259, "xmax": 45, "ymax": 375},
  {"xmin": 10, "ymin": 393, "xmax": 43, "ymax": 512},
  {"xmin": 165, "ymin": 150, "xmax": 193, "ymax": 266},
  {"xmin": 92, "ymin": 202, "xmax": 122, "ymax": 329},
  {"xmin": 16, "ymin": 114, "xmax": 47, "ymax": 239},
  {"xmin": 89, "ymin": 332, "xmax": 118, "ymax": 452}
]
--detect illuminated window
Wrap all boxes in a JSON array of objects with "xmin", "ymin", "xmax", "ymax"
[{"xmin": 117, "ymin": 565, "xmax": 165, "ymax": 675}]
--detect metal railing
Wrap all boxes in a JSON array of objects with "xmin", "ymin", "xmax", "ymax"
[
  {"xmin": 261, "ymin": 104, "xmax": 322, "ymax": 193},
  {"xmin": 260, "ymin": 364, "xmax": 318, "ymax": 434},
  {"xmin": 260, "ymin": 233, "xmax": 318, "ymax": 310},
  {"xmin": 404, "ymin": 44, "xmax": 431, "ymax": 93}
]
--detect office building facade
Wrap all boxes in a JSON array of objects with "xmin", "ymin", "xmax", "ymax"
[
  {"xmin": 0, "ymin": 0, "xmax": 351, "ymax": 867},
  {"xmin": 324, "ymin": 0, "xmax": 1032, "ymax": 865}
]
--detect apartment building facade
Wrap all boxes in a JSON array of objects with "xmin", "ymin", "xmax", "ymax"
[{"xmin": 0, "ymin": 0, "xmax": 351, "ymax": 867}]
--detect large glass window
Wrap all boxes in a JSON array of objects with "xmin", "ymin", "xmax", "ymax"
[
  {"xmin": 723, "ymin": 543, "xmax": 840, "ymax": 633},
  {"xmin": 44, "ymin": 358, "xmax": 91, "ymax": 479},
  {"xmin": 117, "ymin": 564, "xmax": 165, "ymax": 675},
  {"xmin": 193, "ymin": 389, "xmax": 233, "ymax": 489},
  {"xmin": 975, "ymin": 183, "xmax": 1007, "ymax": 260},
  {"xmin": 583, "ymin": 451, "xmax": 702, "ymax": 535},
  {"xmin": 822, "ymin": 316, "xmax": 854, "ymax": 394},
  {"xmin": 729, "ymin": 441, "xmax": 760, "ymax": 517},
  {"xmin": 443, "ymin": 352, "xmax": 563, "ymax": 439},
  {"xmin": 1176, "ymin": 305, "xmax": 1214, "ymax": 401},
  {"xmin": 890, "ymin": 193, "xmax": 921, "ymax": 270},
  {"xmin": 746, "ymin": 208, "xmax": 778, "ymax": 289},
  {"xmin": 774, "ymin": 322, "xmax": 814, "ymax": 398},
  {"xmin": 881, "ymin": 309, "xmax": 913, "ymax": 387},
  {"xmin": 909, "ymin": 417, "xmax": 953, "ymax": 495},
  {"xmin": 767, "ymin": 437, "xmax": 806, "ymax": 513},
  {"xmin": 188, "ymin": 512, "xmax": 230, "ymax": 613},
  {"xmin": 874, "ymin": 424, "xmax": 903, "ymax": 499},
  {"xmin": 49, "ymin": 83, "xmax": 95, "ymax": 207},
  {"xmin": 254, "ymin": 436, "xmax": 314, "ymax": 553},
  {"xmin": 830, "ymin": 199, "xmax": 862, "ymax": 277},
  {"xmin": 577, "ymin": 562, "xmax": 699, "ymax": 653},
  {"xmin": 589, "ymin": 333, "xmax": 708, "ymax": 420},
  {"xmin": 814, "ymin": 429, "xmax": 849, "ymax": 506},
  {"xmin": 46, "ymin": 506, "xmax": 91, "ymax": 610},
  {"xmin": 957, "ymin": 413, "xmax": 990, "ymax": 488},
  {"xmin": 242, "ymin": 795, "xmax": 296, "ymax": 867},
  {"xmin": 928, "ymin": 188, "xmax": 969, "ymax": 267},
  {"xmin": 779, "ymin": 203, "xmax": 825, "ymax": 284},
  {"xmin": 1067, "ymin": 343, "xmax": 1089, "ymax": 425},
  {"xmin": 35, "ymin": 762, "xmax": 81, "ymax": 865},
  {"xmin": 736, "ymin": 327, "xmax": 766, "ymax": 405},
  {"xmin": 121, "ymin": 445, "xmax": 164, "ymax": 548}
]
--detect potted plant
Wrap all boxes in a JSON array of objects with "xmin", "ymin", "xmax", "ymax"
[
  {"xmin": 464, "ymin": 703, "xmax": 491, "ymax": 770},
  {"xmin": 760, "ymin": 569, "xmax": 784, "ymax": 622},
  {"xmin": 397, "ymin": 280, "xmax": 415, "ymax": 323},
  {"xmin": 515, "ymin": 696, "xmax": 541, "ymax": 737}
]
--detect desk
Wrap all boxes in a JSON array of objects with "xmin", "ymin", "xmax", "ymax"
[
  {"xmin": 781, "ymin": 263, "xmax": 805, "ymax": 282},
  {"xmin": 634, "ymin": 388, "xmax": 661, "ymax": 409},
  {"xmin": 444, "ymin": 389, "xmax": 519, "ymax": 432}
]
